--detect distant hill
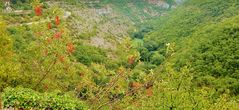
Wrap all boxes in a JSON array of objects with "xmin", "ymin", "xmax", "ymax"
[
  {"xmin": 139, "ymin": 0, "xmax": 239, "ymax": 95},
  {"xmin": 80, "ymin": 0, "xmax": 181, "ymax": 23}
]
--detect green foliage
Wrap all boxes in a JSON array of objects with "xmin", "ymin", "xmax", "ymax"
[
  {"xmin": 0, "ymin": 22, "xmax": 12, "ymax": 57},
  {"xmin": 131, "ymin": 26, "xmax": 153, "ymax": 39},
  {"xmin": 74, "ymin": 45, "xmax": 107, "ymax": 66},
  {"xmin": 0, "ymin": 1, "xmax": 4, "ymax": 10},
  {"xmin": 144, "ymin": 0, "xmax": 239, "ymax": 58},
  {"xmin": 10, "ymin": 0, "xmax": 32, "ymax": 10},
  {"xmin": 1, "ymin": 0, "xmax": 239, "ymax": 109},
  {"xmin": 126, "ymin": 65, "xmax": 239, "ymax": 110},
  {"xmin": 171, "ymin": 15, "xmax": 239, "ymax": 95},
  {"xmin": 0, "ymin": 5, "xmax": 84, "ymax": 93},
  {"xmin": 7, "ymin": 26, "xmax": 34, "ymax": 53},
  {"xmin": 2, "ymin": 87, "xmax": 88, "ymax": 110},
  {"xmin": 150, "ymin": 52, "xmax": 165, "ymax": 65},
  {"xmin": 0, "ymin": 20, "xmax": 22, "ymax": 92},
  {"xmin": 190, "ymin": 16, "xmax": 239, "ymax": 78},
  {"xmin": 165, "ymin": 0, "xmax": 174, "ymax": 8},
  {"xmin": 142, "ymin": 0, "xmax": 239, "ymax": 95},
  {"xmin": 98, "ymin": 0, "xmax": 168, "ymax": 23},
  {"xmin": 132, "ymin": 32, "xmax": 144, "ymax": 39}
]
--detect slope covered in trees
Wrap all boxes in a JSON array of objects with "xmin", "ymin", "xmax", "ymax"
[
  {"xmin": 0, "ymin": 0, "xmax": 239, "ymax": 109},
  {"xmin": 137, "ymin": 0, "xmax": 239, "ymax": 96}
]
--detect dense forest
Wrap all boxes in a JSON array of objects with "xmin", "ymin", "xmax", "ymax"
[{"xmin": 0, "ymin": 0, "xmax": 238, "ymax": 110}]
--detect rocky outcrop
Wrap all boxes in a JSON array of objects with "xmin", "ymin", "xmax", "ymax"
[
  {"xmin": 148, "ymin": 0, "xmax": 169, "ymax": 9},
  {"xmin": 94, "ymin": 5, "xmax": 112, "ymax": 15},
  {"xmin": 4, "ymin": 1, "xmax": 12, "ymax": 12},
  {"xmin": 50, "ymin": 1, "xmax": 132, "ymax": 49},
  {"xmin": 81, "ymin": 0, "xmax": 100, "ymax": 4},
  {"xmin": 147, "ymin": 0, "xmax": 185, "ymax": 9}
]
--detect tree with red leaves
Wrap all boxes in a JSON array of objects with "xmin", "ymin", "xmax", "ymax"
[{"xmin": 28, "ymin": 2, "xmax": 78, "ymax": 93}]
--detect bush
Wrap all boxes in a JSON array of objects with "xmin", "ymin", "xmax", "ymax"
[
  {"xmin": 150, "ymin": 52, "xmax": 165, "ymax": 65},
  {"xmin": 2, "ymin": 87, "xmax": 88, "ymax": 110},
  {"xmin": 74, "ymin": 45, "xmax": 107, "ymax": 66}
]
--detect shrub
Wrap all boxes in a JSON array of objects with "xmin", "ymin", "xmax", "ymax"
[
  {"xmin": 74, "ymin": 45, "xmax": 107, "ymax": 66},
  {"xmin": 150, "ymin": 52, "xmax": 165, "ymax": 65},
  {"xmin": 2, "ymin": 87, "xmax": 88, "ymax": 110}
]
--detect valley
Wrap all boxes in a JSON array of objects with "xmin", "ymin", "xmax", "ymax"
[{"xmin": 0, "ymin": 0, "xmax": 238, "ymax": 110}]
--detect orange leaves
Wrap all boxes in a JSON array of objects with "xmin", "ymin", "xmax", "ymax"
[
  {"xmin": 67, "ymin": 42, "xmax": 75, "ymax": 54},
  {"xmin": 55, "ymin": 16, "xmax": 60, "ymax": 25},
  {"xmin": 37, "ymin": 12, "xmax": 73, "ymax": 64},
  {"xmin": 128, "ymin": 54, "xmax": 139, "ymax": 66},
  {"xmin": 48, "ymin": 23, "xmax": 52, "ymax": 29},
  {"xmin": 59, "ymin": 55, "xmax": 65, "ymax": 63},
  {"xmin": 130, "ymin": 82, "xmax": 142, "ymax": 89},
  {"xmin": 34, "ymin": 6, "xmax": 42, "ymax": 16},
  {"xmin": 54, "ymin": 32, "xmax": 62, "ymax": 39},
  {"xmin": 129, "ymin": 82, "xmax": 154, "ymax": 97},
  {"xmin": 146, "ymin": 87, "xmax": 153, "ymax": 97},
  {"xmin": 128, "ymin": 55, "xmax": 136, "ymax": 65}
]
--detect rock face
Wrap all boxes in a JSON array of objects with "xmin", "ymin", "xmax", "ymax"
[
  {"xmin": 157, "ymin": 1, "xmax": 170, "ymax": 8},
  {"xmin": 49, "ymin": 1, "xmax": 132, "ymax": 49},
  {"xmin": 175, "ymin": 0, "xmax": 185, "ymax": 4},
  {"xmin": 147, "ymin": 0, "xmax": 185, "ymax": 9},
  {"xmin": 148, "ymin": 0, "xmax": 158, "ymax": 4},
  {"xmin": 148, "ymin": 0, "xmax": 169, "ymax": 9},
  {"xmin": 94, "ymin": 5, "xmax": 112, "ymax": 15},
  {"xmin": 4, "ymin": 1, "xmax": 13, "ymax": 12},
  {"xmin": 81, "ymin": 0, "xmax": 100, "ymax": 4},
  {"xmin": 90, "ymin": 37, "xmax": 115, "ymax": 49},
  {"xmin": 47, "ymin": 0, "xmax": 181, "ymax": 49}
]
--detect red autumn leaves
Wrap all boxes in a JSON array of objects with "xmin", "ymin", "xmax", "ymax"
[
  {"xmin": 34, "ymin": 6, "xmax": 42, "ymax": 16},
  {"xmin": 129, "ymin": 82, "xmax": 153, "ymax": 97},
  {"xmin": 47, "ymin": 16, "xmax": 60, "ymax": 29},
  {"xmin": 54, "ymin": 32, "xmax": 62, "ymax": 39},
  {"xmin": 34, "ymin": 5, "xmax": 75, "ymax": 63},
  {"xmin": 48, "ymin": 17, "xmax": 75, "ymax": 55},
  {"xmin": 47, "ymin": 23, "xmax": 75, "ymax": 62},
  {"xmin": 48, "ymin": 23, "xmax": 51, "ymax": 29},
  {"xmin": 55, "ymin": 16, "xmax": 60, "ymax": 25},
  {"xmin": 67, "ymin": 43, "xmax": 75, "ymax": 53}
]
